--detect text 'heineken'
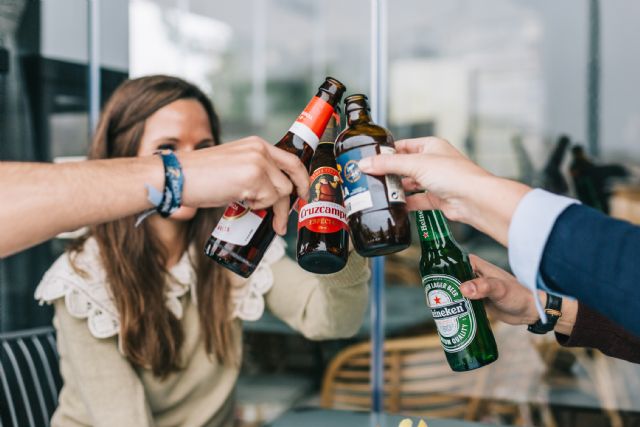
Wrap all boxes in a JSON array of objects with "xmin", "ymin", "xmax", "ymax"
[
  {"xmin": 297, "ymin": 112, "xmax": 349, "ymax": 274},
  {"xmin": 204, "ymin": 77, "xmax": 346, "ymax": 277},
  {"xmin": 416, "ymin": 210, "xmax": 498, "ymax": 371},
  {"xmin": 334, "ymin": 94, "xmax": 411, "ymax": 257}
]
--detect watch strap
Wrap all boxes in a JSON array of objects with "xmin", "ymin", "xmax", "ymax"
[{"xmin": 528, "ymin": 293, "xmax": 563, "ymax": 334}]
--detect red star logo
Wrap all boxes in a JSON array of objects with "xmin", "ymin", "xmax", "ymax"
[
  {"xmin": 423, "ymin": 232, "xmax": 429, "ymax": 238},
  {"xmin": 433, "ymin": 296, "xmax": 441, "ymax": 304}
]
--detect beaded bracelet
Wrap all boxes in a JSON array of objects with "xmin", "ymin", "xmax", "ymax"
[{"xmin": 135, "ymin": 150, "xmax": 184, "ymax": 226}]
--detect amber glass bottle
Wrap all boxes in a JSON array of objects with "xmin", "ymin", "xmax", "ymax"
[
  {"xmin": 334, "ymin": 94, "xmax": 411, "ymax": 257},
  {"xmin": 205, "ymin": 78, "xmax": 346, "ymax": 277},
  {"xmin": 297, "ymin": 113, "xmax": 349, "ymax": 274}
]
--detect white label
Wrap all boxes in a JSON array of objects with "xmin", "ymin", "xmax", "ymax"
[
  {"xmin": 212, "ymin": 201, "xmax": 266, "ymax": 246},
  {"xmin": 380, "ymin": 146, "xmax": 407, "ymax": 203},
  {"xmin": 298, "ymin": 201, "xmax": 348, "ymax": 224},
  {"xmin": 289, "ymin": 121, "xmax": 320, "ymax": 151},
  {"xmin": 344, "ymin": 191, "xmax": 373, "ymax": 216}
]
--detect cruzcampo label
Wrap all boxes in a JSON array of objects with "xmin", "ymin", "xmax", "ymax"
[{"xmin": 423, "ymin": 274, "xmax": 477, "ymax": 353}]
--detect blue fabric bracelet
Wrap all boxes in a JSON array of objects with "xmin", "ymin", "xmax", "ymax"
[
  {"xmin": 157, "ymin": 150, "xmax": 184, "ymax": 217},
  {"xmin": 135, "ymin": 150, "xmax": 184, "ymax": 226}
]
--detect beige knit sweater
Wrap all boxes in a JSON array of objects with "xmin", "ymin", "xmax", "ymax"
[{"xmin": 35, "ymin": 238, "xmax": 370, "ymax": 427}]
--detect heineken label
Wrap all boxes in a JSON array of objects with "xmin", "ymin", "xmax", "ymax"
[{"xmin": 423, "ymin": 274, "xmax": 477, "ymax": 353}]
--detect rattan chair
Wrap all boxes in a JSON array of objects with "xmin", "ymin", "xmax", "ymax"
[
  {"xmin": 0, "ymin": 327, "xmax": 62, "ymax": 427},
  {"xmin": 321, "ymin": 334, "xmax": 487, "ymax": 420}
]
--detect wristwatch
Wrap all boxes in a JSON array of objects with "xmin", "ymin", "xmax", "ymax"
[{"xmin": 527, "ymin": 293, "xmax": 563, "ymax": 334}]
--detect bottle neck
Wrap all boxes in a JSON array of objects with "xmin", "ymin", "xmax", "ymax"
[
  {"xmin": 319, "ymin": 116, "xmax": 340, "ymax": 143},
  {"xmin": 282, "ymin": 79, "xmax": 344, "ymax": 153},
  {"xmin": 415, "ymin": 210, "xmax": 452, "ymax": 249},
  {"xmin": 315, "ymin": 141, "xmax": 335, "ymax": 153},
  {"xmin": 347, "ymin": 108, "xmax": 372, "ymax": 125}
]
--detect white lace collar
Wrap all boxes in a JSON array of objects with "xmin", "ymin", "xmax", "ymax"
[{"xmin": 35, "ymin": 237, "xmax": 286, "ymax": 340}]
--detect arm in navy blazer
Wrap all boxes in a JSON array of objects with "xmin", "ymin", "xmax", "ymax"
[{"xmin": 539, "ymin": 204, "xmax": 640, "ymax": 337}]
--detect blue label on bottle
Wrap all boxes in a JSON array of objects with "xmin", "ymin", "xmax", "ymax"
[{"xmin": 336, "ymin": 147, "xmax": 376, "ymax": 216}]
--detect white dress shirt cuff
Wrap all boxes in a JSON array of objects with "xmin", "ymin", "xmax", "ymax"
[{"xmin": 508, "ymin": 189, "xmax": 578, "ymax": 322}]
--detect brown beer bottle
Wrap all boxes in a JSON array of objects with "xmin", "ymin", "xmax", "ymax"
[
  {"xmin": 204, "ymin": 77, "xmax": 346, "ymax": 278},
  {"xmin": 334, "ymin": 94, "xmax": 411, "ymax": 257},
  {"xmin": 297, "ymin": 112, "xmax": 349, "ymax": 274}
]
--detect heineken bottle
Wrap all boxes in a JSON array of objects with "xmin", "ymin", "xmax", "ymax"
[{"xmin": 416, "ymin": 210, "xmax": 498, "ymax": 371}]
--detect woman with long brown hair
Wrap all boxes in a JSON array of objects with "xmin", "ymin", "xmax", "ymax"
[{"xmin": 35, "ymin": 75, "xmax": 369, "ymax": 427}]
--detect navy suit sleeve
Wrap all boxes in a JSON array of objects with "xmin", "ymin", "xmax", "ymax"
[{"xmin": 540, "ymin": 204, "xmax": 640, "ymax": 337}]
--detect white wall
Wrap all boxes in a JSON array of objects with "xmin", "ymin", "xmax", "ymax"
[
  {"xmin": 601, "ymin": 0, "xmax": 640, "ymax": 159},
  {"xmin": 524, "ymin": 0, "xmax": 640, "ymax": 160},
  {"xmin": 525, "ymin": 0, "xmax": 588, "ymax": 148},
  {"xmin": 40, "ymin": 0, "xmax": 128, "ymax": 70}
]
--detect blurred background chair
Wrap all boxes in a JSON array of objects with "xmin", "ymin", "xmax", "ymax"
[
  {"xmin": 569, "ymin": 144, "xmax": 629, "ymax": 213},
  {"xmin": 320, "ymin": 334, "xmax": 487, "ymax": 420},
  {"xmin": 0, "ymin": 327, "xmax": 61, "ymax": 427},
  {"xmin": 541, "ymin": 135, "xmax": 571, "ymax": 195}
]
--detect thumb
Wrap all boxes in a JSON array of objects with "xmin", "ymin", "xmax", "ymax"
[
  {"xmin": 358, "ymin": 153, "xmax": 419, "ymax": 178},
  {"xmin": 460, "ymin": 277, "xmax": 507, "ymax": 301}
]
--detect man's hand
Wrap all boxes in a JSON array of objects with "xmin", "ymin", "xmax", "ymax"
[
  {"xmin": 460, "ymin": 255, "xmax": 577, "ymax": 335},
  {"xmin": 358, "ymin": 137, "xmax": 490, "ymax": 219},
  {"xmin": 357, "ymin": 137, "xmax": 531, "ymax": 245},
  {"xmin": 460, "ymin": 255, "xmax": 540, "ymax": 326},
  {"xmin": 179, "ymin": 136, "xmax": 309, "ymax": 234}
]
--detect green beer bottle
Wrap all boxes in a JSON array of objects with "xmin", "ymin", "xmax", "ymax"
[{"xmin": 416, "ymin": 210, "xmax": 498, "ymax": 371}]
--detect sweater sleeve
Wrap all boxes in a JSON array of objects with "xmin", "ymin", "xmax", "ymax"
[
  {"xmin": 265, "ymin": 252, "xmax": 370, "ymax": 340},
  {"xmin": 555, "ymin": 303, "xmax": 640, "ymax": 364},
  {"xmin": 52, "ymin": 300, "xmax": 153, "ymax": 427}
]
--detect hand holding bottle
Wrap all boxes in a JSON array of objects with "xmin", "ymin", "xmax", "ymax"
[
  {"xmin": 416, "ymin": 210, "xmax": 498, "ymax": 371},
  {"xmin": 205, "ymin": 77, "xmax": 346, "ymax": 277},
  {"xmin": 357, "ymin": 137, "xmax": 531, "ymax": 246},
  {"xmin": 461, "ymin": 255, "xmax": 576, "ymax": 335},
  {"xmin": 178, "ymin": 136, "xmax": 309, "ymax": 234}
]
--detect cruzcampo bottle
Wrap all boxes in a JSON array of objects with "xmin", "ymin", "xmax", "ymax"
[
  {"xmin": 205, "ymin": 77, "xmax": 346, "ymax": 278},
  {"xmin": 416, "ymin": 210, "xmax": 498, "ymax": 371},
  {"xmin": 297, "ymin": 113, "xmax": 349, "ymax": 274}
]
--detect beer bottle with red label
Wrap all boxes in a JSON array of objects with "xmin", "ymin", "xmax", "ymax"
[
  {"xmin": 334, "ymin": 94, "xmax": 411, "ymax": 257},
  {"xmin": 297, "ymin": 112, "xmax": 349, "ymax": 274},
  {"xmin": 204, "ymin": 77, "xmax": 346, "ymax": 278}
]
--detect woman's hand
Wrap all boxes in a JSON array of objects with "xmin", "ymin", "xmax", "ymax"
[
  {"xmin": 357, "ymin": 137, "xmax": 530, "ymax": 246},
  {"xmin": 0, "ymin": 136, "xmax": 309, "ymax": 257},
  {"xmin": 460, "ymin": 255, "xmax": 576, "ymax": 335},
  {"xmin": 178, "ymin": 136, "xmax": 310, "ymax": 234}
]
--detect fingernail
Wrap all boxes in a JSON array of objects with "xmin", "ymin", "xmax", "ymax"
[
  {"xmin": 358, "ymin": 157, "xmax": 372, "ymax": 171},
  {"xmin": 460, "ymin": 282, "xmax": 476, "ymax": 296}
]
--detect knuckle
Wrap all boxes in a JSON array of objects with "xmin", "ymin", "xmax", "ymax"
[
  {"xmin": 281, "ymin": 150, "xmax": 300, "ymax": 166},
  {"xmin": 282, "ymin": 180, "xmax": 293, "ymax": 194},
  {"xmin": 246, "ymin": 137, "xmax": 268, "ymax": 154},
  {"xmin": 490, "ymin": 280, "xmax": 508, "ymax": 299},
  {"xmin": 241, "ymin": 188, "xmax": 258, "ymax": 201},
  {"xmin": 246, "ymin": 150, "xmax": 265, "ymax": 164}
]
